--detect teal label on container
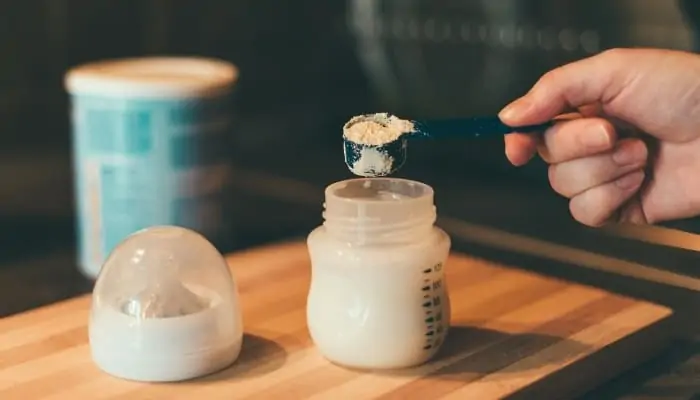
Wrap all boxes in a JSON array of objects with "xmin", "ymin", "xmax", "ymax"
[{"xmin": 71, "ymin": 94, "xmax": 232, "ymax": 276}]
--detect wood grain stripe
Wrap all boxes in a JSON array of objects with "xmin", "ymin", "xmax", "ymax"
[
  {"xmin": 0, "ymin": 361, "xmax": 97, "ymax": 400},
  {"xmin": 0, "ymin": 326, "xmax": 86, "ymax": 370},
  {"xmin": 447, "ymin": 303, "xmax": 672, "ymax": 399},
  {"xmin": 604, "ymin": 222, "xmax": 700, "ymax": 252},
  {"xmin": 0, "ymin": 309, "xmax": 88, "ymax": 350},
  {"xmin": 374, "ymin": 294, "xmax": 632, "ymax": 399},
  {"xmin": 0, "ymin": 297, "xmax": 87, "ymax": 332},
  {"xmin": 438, "ymin": 297, "xmax": 638, "ymax": 399},
  {"xmin": 441, "ymin": 218, "xmax": 700, "ymax": 291},
  {"xmin": 0, "ymin": 344, "xmax": 88, "ymax": 391}
]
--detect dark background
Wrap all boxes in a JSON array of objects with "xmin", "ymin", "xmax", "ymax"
[
  {"xmin": 3, "ymin": 1, "xmax": 700, "ymax": 397},
  {"xmin": 2, "ymin": 0, "xmax": 700, "ymax": 305},
  {"xmin": 3, "ymin": 0, "xmax": 700, "ymax": 307}
]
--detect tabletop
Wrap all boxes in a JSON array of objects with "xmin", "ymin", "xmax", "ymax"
[{"xmin": 0, "ymin": 240, "xmax": 673, "ymax": 399}]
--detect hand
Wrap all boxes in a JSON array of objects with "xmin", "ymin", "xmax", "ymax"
[{"xmin": 501, "ymin": 48, "xmax": 700, "ymax": 227}]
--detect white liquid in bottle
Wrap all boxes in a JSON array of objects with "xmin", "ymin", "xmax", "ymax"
[{"xmin": 307, "ymin": 178, "xmax": 451, "ymax": 369}]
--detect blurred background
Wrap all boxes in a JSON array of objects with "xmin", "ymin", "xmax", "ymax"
[{"xmin": 2, "ymin": 0, "xmax": 700, "ymax": 315}]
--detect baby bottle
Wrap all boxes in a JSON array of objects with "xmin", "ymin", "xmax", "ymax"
[{"xmin": 306, "ymin": 178, "xmax": 451, "ymax": 369}]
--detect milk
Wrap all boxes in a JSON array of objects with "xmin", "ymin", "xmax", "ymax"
[{"xmin": 306, "ymin": 178, "xmax": 451, "ymax": 369}]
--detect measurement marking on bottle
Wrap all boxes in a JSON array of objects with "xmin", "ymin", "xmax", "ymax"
[{"xmin": 422, "ymin": 262, "xmax": 446, "ymax": 351}]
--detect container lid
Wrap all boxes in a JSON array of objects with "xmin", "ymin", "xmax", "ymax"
[
  {"xmin": 64, "ymin": 57, "xmax": 238, "ymax": 99},
  {"xmin": 89, "ymin": 225, "xmax": 243, "ymax": 382}
]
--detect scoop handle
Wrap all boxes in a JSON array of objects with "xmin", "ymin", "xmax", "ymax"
[{"xmin": 412, "ymin": 116, "xmax": 553, "ymax": 138}]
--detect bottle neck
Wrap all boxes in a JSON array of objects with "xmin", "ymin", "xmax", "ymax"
[
  {"xmin": 321, "ymin": 178, "xmax": 437, "ymax": 245},
  {"xmin": 323, "ymin": 207, "xmax": 436, "ymax": 245}
]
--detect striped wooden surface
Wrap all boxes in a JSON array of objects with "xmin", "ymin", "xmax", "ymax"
[{"xmin": 0, "ymin": 241, "xmax": 673, "ymax": 399}]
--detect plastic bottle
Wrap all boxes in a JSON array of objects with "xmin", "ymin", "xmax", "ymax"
[{"xmin": 306, "ymin": 177, "xmax": 451, "ymax": 369}]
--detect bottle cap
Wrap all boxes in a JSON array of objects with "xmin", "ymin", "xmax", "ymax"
[{"xmin": 89, "ymin": 225, "xmax": 243, "ymax": 382}]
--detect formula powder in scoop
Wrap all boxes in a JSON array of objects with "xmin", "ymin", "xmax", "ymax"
[{"xmin": 343, "ymin": 113, "xmax": 415, "ymax": 145}]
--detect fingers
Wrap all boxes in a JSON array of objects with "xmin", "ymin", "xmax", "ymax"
[
  {"xmin": 504, "ymin": 132, "xmax": 538, "ymax": 166},
  {"xmin": 569, "ymin": 170, "xmax": 646, "ymax": 226},
  {"xmin": 499, "ymin": 49, "xmax": 633, "ymax": 127},
  {"xmin": 616, "ymin": 199, "xmax": 648, "ymax": 225},
  {"xmin": 541, "ymin": 134, "xmax": 648, "ymax": 227},
  {"xmin": 504, "ymin": 116, "xmax": 616, "ymax": 167},
  {"xmin": 538, "ymin": 118, "xmax": 616, "ymax": 163},
  {"xmin": 548, "ymin": 138, "xmax": 648, "ymax": 198}
]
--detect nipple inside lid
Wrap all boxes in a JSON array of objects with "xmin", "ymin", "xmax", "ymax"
[{"xmin": 116, "ymin": 244, "xmax": 209, "ymax": 319}]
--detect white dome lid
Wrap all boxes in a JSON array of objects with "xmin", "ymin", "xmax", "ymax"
[{"xmin": 89, "ymin": 225, "xmax": 243, "ymax": 382}]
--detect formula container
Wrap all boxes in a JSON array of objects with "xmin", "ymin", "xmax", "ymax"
[
  {"xmin": 65, "ymin": 57, "xmax": 238, "ymax": 278},
  {"xmin": 306, "ymin": 178, "xmax": 451, "ymax": 369}
]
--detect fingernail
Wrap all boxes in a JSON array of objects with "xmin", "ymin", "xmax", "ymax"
[
  {"xmin": 499, "ymin": 97, "xmax": 532, "ymax": 121},
  {"xmin": 612, "ymin": 141, "xmax": 647, "ymax": 166},
  {"xmin": 504, "ymin": 144, "xmax": 513, "ymax": 162},
  {"xmin": 586, "ymin": 125, "xmax": 612, "ymax": 148},
  {"xmin": 504, "ymin": 145, "xmax": 531, "ymax": 167},
  {"xmin": 615, "ymin": 170, "xmax": 645, "ymax": 189}
]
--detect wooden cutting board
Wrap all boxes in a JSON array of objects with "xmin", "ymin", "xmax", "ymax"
[{"xmin": 0, "ymin": 241, "xmax": 673, "ymax": 400}]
